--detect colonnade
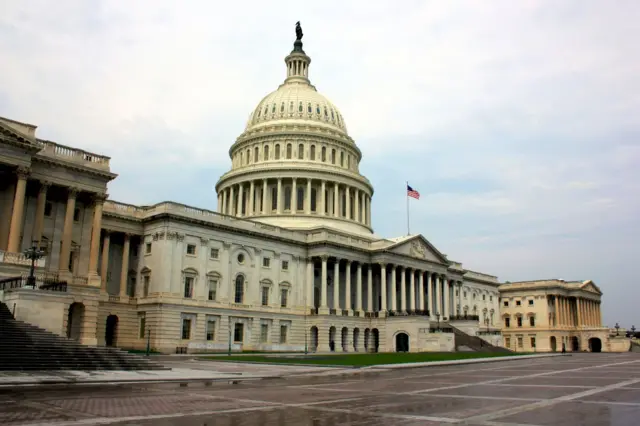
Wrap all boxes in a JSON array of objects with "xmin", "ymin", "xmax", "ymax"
[
  {"xmin": 2, "ymin": 166, "xmax": 106, "ymax": 278},
  {"xmin": 218, "ymin": 178, "xmax": 372, "ymax": 226},
  {"xmin": 307, "ymin": 256, "xmax": 463, "ymax": 320},
  {"xmin": 551, "ymin": 295, "xmax": 602, "ymax": 328},
  {"xmin": 99, "ymin": 231, "xmax": 141, "ymax": 297}
]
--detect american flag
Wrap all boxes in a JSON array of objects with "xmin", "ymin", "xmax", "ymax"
[{"xmin": 407, "ymin": 184, "xmax": 420, "ymax": 200}]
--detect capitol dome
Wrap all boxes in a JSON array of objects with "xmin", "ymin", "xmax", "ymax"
[{"xmin": 215, "ymin": 27, "xmax": 374, "ymax": 235}]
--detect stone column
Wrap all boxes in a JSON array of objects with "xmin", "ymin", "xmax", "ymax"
[
  {"xmin": 276, "ymin": 179, "xmax": 283, "ymax": 214},
  {"xmin": 391, "ymin": 265, "xmax": 397, "ymax": 311},
  {"xmin": 320, "ymin": 256, "xmax": 328, "ymax": 312},
  {"xmin": 305, "ymin": 180, "xmax": 312, "ymax": 214},
  {"xmin": 410, "ymin": 269, "xmax": 416, "ymax": 311},
  {"xmin": 7, "ymin": 167, "xmax": 30, "ymax": 253},
  {"xmin": 576, "ymin": 298, "xmax": 582, "ymax": 327},
  {"xmin": 58, "ymin": 188, "xmax": 79, "ymax": 273},
  {"xmin": 380, "ymin": 263, "xmax": 387, "ymax": 313},
  {"xmin": 345, "ymin": 186, "xmax": 351, "ymax": 220},
  {"xmin": 553, "ymin": 295, "xmax": 559, "ymax": 327},
  {"xmin": 333, "ymin": 258, "xmax": 340, "ymax": 311},
  {"xmin": 262, "ymin": 180, "xmax": 268, "ymax": 214},
  {"xmin": 427, "ymin": 273, "xmax": 433, "ymax": 318},
  {"xmin": 237, "ymin": 183, "xmax": 244, "ymax": 216},
  {"xmin": 356, "ymin": 263, "xmax": 363, "ymax": 313},
  {"xmin": 32, "ymin": 181, "xmax": 51, "ymax": 245},
  {"xmin": 88, "ymin": 194, "xmax": 106, "ymax": 276},
  {"xmin": 333, "ymin": 183, "xmax": 339, "ymax": 217},
  {"xmin": 100, "ymin": 231, "xmax": 111, "ymax": 291},
  {"xmin": 366, "ymin": 196, "xmax": 371, "ymax": 226},
  {"xmin": 444, "ymin": 278, "xmax": 450, "ymax": 319},
  {"xmin": 229, "ymin": 186, "xmax": 235, "ymax": 215},
  {"xmin": 435, "ymin": 275, "xmax": 442, "ymax": 317},
  {"xmin": 249, "ymin": 180, "xmax": 255, "ymax": 216},
  {"xmin": 119, "ymin": 233, "xmax": 131, "ymax": 297},
  {"xmin": 291, "ymin": 178, "xmax": 297, "ymax": 215},
  {"xmin": 221, "ymin": 189, "xmax": 227, "ymax": 214},
  {"xmin": 400, "ymin": 267, "xmax": 407, "ymax": 312},
  {"xmin": 306, "ymin": 258, "xmax": 314, "ymax": 309},
  {"xmin": 419, "ymin": 272, "xmax": 425, "ymax": 311},
  {"xmin": 345, "ymin": 261, "xmax": 352, "ymax": 313},
  {"xmin": 320, "ymin": 180, "xmax": 326, "ymax": 215},
  {"xmin": 354, "ymin": 189, "xmax": 360, "ymax": 223},
  {"xmin": 367, "ymin": 265, "xmax": 373, "ymax": 312}
]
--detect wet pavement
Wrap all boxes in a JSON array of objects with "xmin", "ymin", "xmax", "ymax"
[{"xmin": 1, "ymin": 353, "xmax": 639, "ymax": 425}]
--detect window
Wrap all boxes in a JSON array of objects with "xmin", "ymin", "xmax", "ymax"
[
  {"xmin": 310, "ymin": 188, "xmax": 317, "ymax": 211},
  {"xmin": 464, "ymin": 291, "xmax": 467, "ymax": 298},
  {"xmin": 516, "ymin": 300, "xmax": 521, "ymax": 306},
  {"xmin": 181, "ymin": 318, "xmax": 192, "ymax": 340},
  {"xmin": 184, "ymin": 277, "xmax": 194, "ymax": 298},
  {"xmin": 206, "ymin": 321, "xmax": 215, "ymax": 341},
  {"xmin": 208, "ymin": 279, "xmax": 217, "ymax": 301},
  {"xmin": 517, "ymin": 337, "xmax": 523, "ymax": 348},
  {"xmin": 260, "ymin": 324, "xmax": 269, "ymax": 343},
  {"xmin": 44, "ymin": 202, "xmax": 52, "ymax": 217},
  {"xmin": 280, "ymin": 325, "xmax": 288, "ymax": 344},
  {"xmin": 517, "ymin": 316, "xmax": 523, "ymax": 327},
  {"xmin": 145, "ymin": 242, "xmax": 152, "ymax": 254},
  {"xmin": 280, "ymin": 288, "xmax": 288, "ymax": 307},
  {"xmin": 331, "ymin": 149, "xmax": 336, "ymax": 164},
  {"xmin": 254, "ymin": 146, "xmax": 259, "ymax": 162},
  {"xmin": 143, "ymin": 275, "xmax": 150, "ymax": 297},
  {"xmin": 505, "ymin": 337, "xmax": 511, "ymax": 348},
  {"xmin": 271, "ymin": 187, "xmax": 277, "ymax": 210},
  {"xmin": 186, "ymin": 244, "xmax": 196, "ymax": 255},
  {"xmin": 127, "ymin": 277, "xmax": 136, "ymax": 297},
  {"xmin": 297, "ymin": 187, "xmax": 304, "ymax": 211},
  {"xmin": 529, "ymin": 316, "xmax": 535, "ymax": 327},
  {"xmin": 263, "ymin": 257, "xmax": 271, "ymax": 268},
  {"xmin": 237, "ymin": 253, "xmax": 245, "ymax": 264},
  {"xmin": 340, "ymin": 151, "xmax": 344, "ymax": 167},
  {"xmin": 490, "ymin": 295, "xmax": 493, "ymax": 301},
  {"xmin": 261, "ymin": 287, "xmax": 269, "ymax": 306},
  {"xmin": 139, "ymin": 316, "xmax": 146, "ymax": 339},
  {"xmin": 246, "ymin": 148, "xmax": 250, "ymax": 164},
  {"xmin": 210, "ymin": 248, "xmax": 219, "ymax": 259},
  {"xmin": 321, "ymin": 146, "xmax": 326, "ymax": 162},
  {"xmin": 505, "ymin": 317, "xmax": 510, "ymax": 328},
  {"xmin": 528, "ymin": 299, "xmax": 534, "ymax": 306},
  {"xmin": 281, "ymin": 260, "xmax": 289, "ymax": 270},
  {"xmin": 503, "ymin": 301, "xmax": 509, "ymax": 307},
  {"xmin": 233, "ymin": 323, "xmax": 244, "ymax": 342},
  {"xmin": 310, "ymin": 145, "xmax": 316, "ymax": 160},
  {"xmin": 286, "ymin": 144, "xmax": 292, "ymax": 159},
  {"xmin": 234, "ymin": 275, "xmax": 245, "ymax": 303},
  {"xmin": 264, "ymin": 145, "xmax": 269, "ymax": 160},
  {"xmin": 530, "ymin": 337, "xmax": 536, "ymax": 348},
  {"xmin": 132, "ymin": 244, "xmax": 138, "ymax": 257},
  {"xmin": 284, "ymin": 187, "xmax": 291, "ymax": 210},
  {"xmin": 73, "ymin": 207, "xmax": 80, "ymax": 222},
  {"xmin": 482, "ymin": 295, "xmax": 486, "ymax": 300},
  {"xmin": 275, "ymin": 144, "xmax": 280, "ymax": 159},
  {"xmin": 298, "ymin": 144, "xmax": 304, "ymax": 159}
]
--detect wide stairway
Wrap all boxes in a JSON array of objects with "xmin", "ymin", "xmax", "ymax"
[
  {"xmin": 0, "ymin": 302, "xmax": 167, "ymax": 371},
  {"xmin": 450, "ymin": 325, "xmax": 512, "ymax": 353}
]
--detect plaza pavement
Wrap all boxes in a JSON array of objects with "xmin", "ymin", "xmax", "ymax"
[{"xmin": 0, "ymin": 353, "xmax": 639, "ymax": 425}]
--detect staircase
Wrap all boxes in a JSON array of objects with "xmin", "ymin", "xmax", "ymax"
[
  {"xmin": 0, "ymin": 302, "xmax": 167, "ymax": 371},
  {"xmin": 449, "ymin": 325, "xmax": 512, "ymax": 353}
]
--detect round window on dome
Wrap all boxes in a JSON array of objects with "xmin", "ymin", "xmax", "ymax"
[{"xmin": 237, "ymin": 253, "xmax": 245, "ymax": 264}]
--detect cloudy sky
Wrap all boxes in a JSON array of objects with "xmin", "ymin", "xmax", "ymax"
[{"xmin": 1, "ymin": 1, "xmax": 638, "ymax": 327}]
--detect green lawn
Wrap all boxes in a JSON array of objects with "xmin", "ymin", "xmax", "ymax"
[{"xmin": 204, "ymin": 352, "xmax": 527, "ymax": 367}]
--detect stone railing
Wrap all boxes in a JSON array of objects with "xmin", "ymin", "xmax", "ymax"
[
  {"xmin": 448, "ymin": 261, "xmax": 464, "ymax": 271},
  {"xmin": 104, "ymin": 201, "xmax": 147, "ymax": 218},
  {"xmin": 0, "ymin": 250, "xmax": 46, "ymax": 268},
  {"xmin": 464, "ymin": 270, "xmax": 499, "ymax": 283},
  {"xmin": 35, "ymin": 139, "xmax": 110, "ymax": 170}
]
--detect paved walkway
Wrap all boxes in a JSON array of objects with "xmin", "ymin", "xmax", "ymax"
[{"xmin": 0, "ymin": 353, "xmax": 638, "ymax": 425}]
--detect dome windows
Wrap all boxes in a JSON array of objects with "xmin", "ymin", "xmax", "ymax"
[
  {"xmin": 310, "ymin": 145, "xmax": 316, "ymax": 160},
  {"xmin": 286, "ymin": 143, "xmax": 292, "ymax": 159},
  {"xmin": 316, "ymin": 104, "xmax": 320, "ymax": 115},
  {"xmin": 321, "ymin": 146, "xmax": 326, "ymax": 162},
  {"xmin": 264, "ymin": 145, "xmax": 270, "ymax": 161},
  {"xmin": 331, "ymin": 149, "xmax": 336, "ymax": 164},
  {"xmin": 307, "ymin": 103, "xmax": 312, "ymax": 114},
  {"xmin": 280, "ymin": 103, "xmax": 285, "ymax": 113},
  {"xmin": 271, "ymin": 104, "xmax": 276, "ymax": 114},
  {"xmin": 298, "ymin": 144, "xmax": 304, "ymax": 160},
  {"xmin": 289, "ymin": 101, "xmax": 294, "ymax": 113},
  {"xmin": 254, "ymin": 147, "xmax": 259, "ymax": 162},
  {"xmin": 298, "ymin": 102, "xmax": 303, "ymax": 113},
  {"xmin": 275, "ymin": 144, "xmax": 281, "ymax": 160}
]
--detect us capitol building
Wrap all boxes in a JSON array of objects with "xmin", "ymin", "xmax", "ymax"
[{"xmin": 0, "ymin": 27, "xmax": 610, "ymax": 353}]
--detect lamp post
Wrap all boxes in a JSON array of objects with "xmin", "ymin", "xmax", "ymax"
[
  {"xmin": 435, "ymin": 312, "xmax": 440, "ymax": 331},
  {"xmin": 23, "ymin": 241, "xmax": 45, "ymax": 288},
  {"xmin": 615, "ymin": 322, "xmax": 620, "ymax": 336},
  {"xmin": 631, "ymin": 325, "xmax": 636, "ymax": 338}
]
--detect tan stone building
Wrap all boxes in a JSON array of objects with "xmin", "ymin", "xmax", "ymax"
[
  {"xmin": 0, "ymin": 31, "xmax": 509, "ymax": 354},
  {"xmin": 499, "ymin": 279, "xmax": 611, "ymax": 352}
]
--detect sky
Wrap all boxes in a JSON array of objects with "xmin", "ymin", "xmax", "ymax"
[{"xmin": 1, "ymin": 0, "xmax": 638, "ymax": 327}]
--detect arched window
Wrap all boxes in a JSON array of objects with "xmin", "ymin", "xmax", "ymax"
[
  {"xmin": 316, "ymin": 104, "xmax": 320, "ymax": 115},
  {"xmin": 340, "ymin": 152, "xmax": 344, "ymax": 167},
  {"xmin": 347, "ymin": 155, "xmax": 351, "ymax": 169},
  {"xmin": 240, "ymin": 151, "xmax": 244, "ymax": 165},
  {"xmin": 310, "ymin": 145, "xmax": 316, "ymax": 160},
  {"xmin": 286, "ymin": 144, "xmax": 292, "ymax": 159},
  {"xmin": 246, "ymin": 149, "xmax": 250, "ymax": 164},
  {"xmin": 298, "ymin": 102, "xmax": 303, "ymax": 112},
  {"xmin": 289, "ymin": 101, "xmax": 294, "ymax": 112},
  {"xmin": 321, "ymin": 147, "xmax": 326, "ymax": 162},
  {"xmin": 280, "ymin": 102, "xmax": 285, "ymax": 113},
  {"xmin": 254, "ymin": 147, "xmax": 259, "ymax": 162},
  {"xmin": 275, "ymin": 144, "xmax": 280, "ymax": 160},
  {"xmin": 271, "ymin": 187, "xmax": 278, "ymax": 210},
  {"xmin": 264, "ymin": 145, "xmax": 270, "ymax": 161},
  {"xmin": 271, "ymin": 104, "xmax": 276, "ymax": 113},
  {"xmin": 342, "ymin": 193, "xmax": 347, "ymax": 217},
  {"xmin": 297, "ymin": 187, "xmax": 304, "ymax": 211},
  {"xmin": 307, "ymin": 103, "xmax": 312, "ymax": 114},
  {"xmin": 311, "ymin": 188, "xmax": 317, "ymax": 212},
  {"xmin": 234, "ymin": 275, "xmax": 245, "ymax": 304},
  {"xmin": 284, "ymin": 186, "xmax": 291, "ymax": 210},
  {"xmin": 298, "ymin": 144, "xmax": 304, "ymax": 159},
  {"xmin": 331, "ymin": 149, "xmax": 336, "ymax": 164}
]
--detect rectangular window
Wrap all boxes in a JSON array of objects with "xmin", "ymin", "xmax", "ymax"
[
  {"xmin": 489, "ymin": 295, "xmax": 493, "ymax": 301},
  {"xmin": 271, "ymin": 187, "xmax": 277, "ymax": 210},
  {"xmin": 233, "ymin": 323, "xmax": 244, "ymax": 342},
  {"xmin": 503, "ymin": 301, "xmax": 509, "ymax": 307},
  {"xmin": 132, "ymin": 244, "xmax": 138, "ymax": 257},
  {"xmin": 280, "ymin": 325, "xmax": 288, "ymax": 344},
  {"xmin": 263, "ymin": 257, "xmax": 270, "ymax": 268},
  {"xmin": 145, "ymin": 242, "xmax": 152, "ymax": 254},
  {"xmin": 530, "ymin": 337, "xmax": 536, "ymax": 348},
  {"xmin": 528, "ymin": 299, "xmax": 534, "ymax": 306},
  {"xmin": 143, "ymin": 275, "xmax": 150, "ymax": 297},
  {"xmin": 517, "ymin": 337, "xmax": 523, "ymax": 348},
  {"xmin": 184, "ymin": 277, "xmax": 194, "ymax": 298},
  {"xmin": 210, "ymin": 248, "xmax": 219, "ymax": 259},
  {"xmin": 139, "ymin": 316, "xmax": 146, "ymax": 339},
  {"xmin": 186, "ymin": 244, "xmax": 196, "ymax": 255},
  {"xmin": 208, "ymin": 279, "xmax": 217, "ymax": 301},
  {"xmin": 517, "ymin": 316, "xmax": 523, "ymax": 327},
  {"xmin": 516, "ymin": 300, "xmax": 521, "ymax": 306},
  {"xmin": 127, "ymin": 277, "xmax": 136, "ymax": 297},
  {"xmin": 505, "ymin": 317, "xmax": 510, "ymax": 328},
  {"xmin": 44, "ymin": 202, "xmax": 53, "ymax": 217},
  {"xmin": 281, "ymin": 260, "xmax": 289, "ymax": 270},
  {"xmin": 260, "ymin": 324, "xmax": 269, "ymax": 343},
  {"xmin": 73, "ymin": 207, "xmax": 80, "ymax": 222},
  {"xmin": 261, "ymin": 287, "xmax": 269, "ymax": 306},
  {"xmin": 181, "ymin": 318, "xmax": 192, "ymax": 340},
  {"xmin": 529, "ymin": 316, "xmax": 535, "ymax": 327},
  {"xmin": 280, "ymin": 289, "xmax": 288, "ymax": 308},
  {"xmin": 482, "ymin": 295, "xmax": 486, "ymax": 300},
  {"xmin": 505, "ymin": 337, "xmax": 511, "ymax": 348},
  {"xmin": 206, "ymin": 321, "xmax": 215, "ymax": 341}
]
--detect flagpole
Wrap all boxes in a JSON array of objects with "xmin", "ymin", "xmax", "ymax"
[{"xmin": 406, "ymin": 181, "xmax": 410, "ymax": 236}]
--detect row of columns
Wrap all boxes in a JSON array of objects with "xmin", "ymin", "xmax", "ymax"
[
  {"xmin": 218, "ymin": 178, "xmax": 372, "ymax": 226},
  {"xmin": 100, "ymin": 231, "xmax": 138, "ymax": 297},
  {"xmin": 307, "ymin": 257, "xmax": 461, "ymax": 320},
  {"xmin": 552, "ymin": 295, "xmax": 601, "ymax": 328},
  {"xmin": 3, "ymin": 166, "xmax": 106, "ymax": 278}
]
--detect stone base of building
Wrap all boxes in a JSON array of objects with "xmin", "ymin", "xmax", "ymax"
[{"xmin": 502, "ymin": 328, "xmax": 618, "ymax": 353}]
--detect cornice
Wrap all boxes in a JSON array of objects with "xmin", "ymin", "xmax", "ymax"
[
  {"xmin": 33, "ymin": 155, "xmax": 118, "ymax": 180},
  {"xmin": 0, "ymin": 129, "xmax": 40, "ymax": 153},
  {"xmin": 232, "ymin": 131, "xmax": 362, "ymax": 158}
]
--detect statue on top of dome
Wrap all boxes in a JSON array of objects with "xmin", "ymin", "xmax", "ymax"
[{"xmin": 295, "ymin": 21, "xmax": 303, "ymax": 41}]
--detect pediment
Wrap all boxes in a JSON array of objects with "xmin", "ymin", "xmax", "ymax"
[
  {"xmin": 385, "ymin": 235, "xmax": 448, "ymax": 264},
  {"xmin": 580, "ymin": 280, "xmax": 602, "ymax": 295},
  {"xmin": 0, "ymin": 117, "xmax": 38, "ymax": 145}
]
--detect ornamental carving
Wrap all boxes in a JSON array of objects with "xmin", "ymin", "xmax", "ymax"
[
  {"xmin": 410, "ymin": 240, "xmax": 427, "ymax": 259},
  {"xmin": 176, "ymin": 233, "xmax": 185, "ymax": 242},
  {"xmin": 16, "ymin": 166, "xmax": 31, "ymax": 179},
  {"xmin": 200, "ymin": 237, "xmax": 209, "ymax": 245},
  {"xmin": 152, "ymin": 232, "xmax": 165, "ymax": 241}
]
